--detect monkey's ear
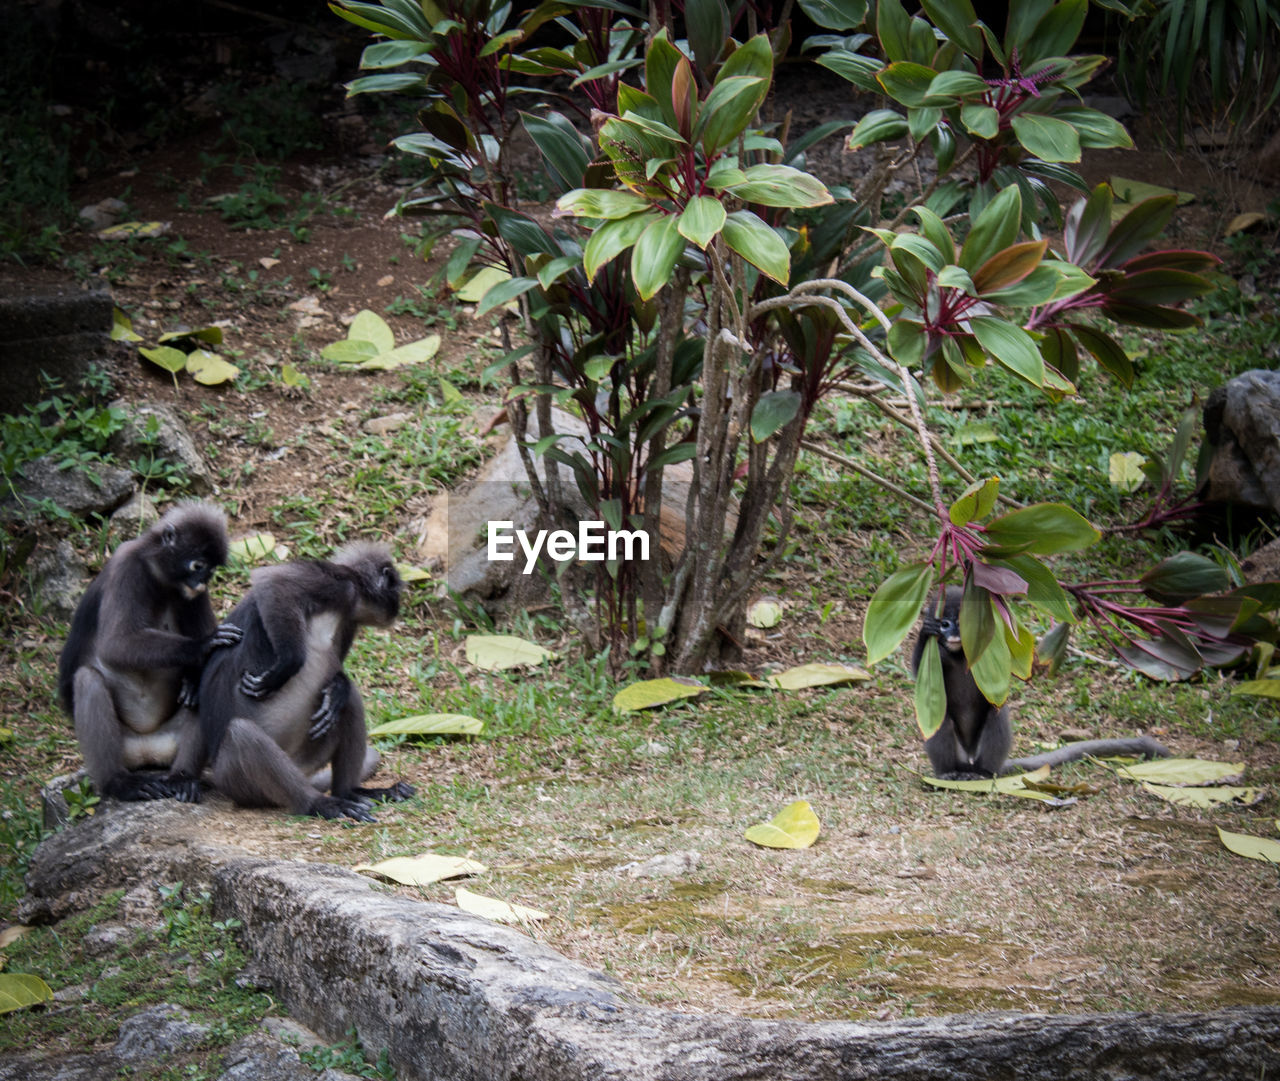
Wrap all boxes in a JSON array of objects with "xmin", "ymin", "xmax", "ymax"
[{"xmin": 162, "ymin": 523, "xmax": 177, "ymax": 546}]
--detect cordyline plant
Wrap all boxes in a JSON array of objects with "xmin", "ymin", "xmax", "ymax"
[{"xmin": 331, "ymin": 0, "xmax": 1273, "ymax": 727}]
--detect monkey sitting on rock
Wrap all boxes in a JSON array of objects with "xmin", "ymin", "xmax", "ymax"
[
  {"xmin": 170, "ymin": 542, "xmax": 415, "ymax": 821},
  {"xmin": 58, "ymin": 502, "xmax": 242, "ymax": 802},
  {"xmin": 911, "ymin": 586, "xmax": 1170, "ymax": 779}
]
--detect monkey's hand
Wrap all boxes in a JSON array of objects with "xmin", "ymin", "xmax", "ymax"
[
  {"xmin": 308, "ymin": 673, "xmax": 351, "ymax": 740},
  {"xmin": 205, "ymin": 623, "xmax": 243, "ymax": 655},
  {"xmin": 177, "ymin": 676, "xmax": 200, "ymax": 710},
  {"xmin": 240, "ymin": 668, "xmax": 283, "ymax": 699},
  {"xmin": 309, "ymin": 687, "xmax": 337, "ymax": 739}
]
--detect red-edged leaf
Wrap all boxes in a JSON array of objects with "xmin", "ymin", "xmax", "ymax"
[
  {"xmin": 972, "ymin": 239, "xmax": 1048, "ymax": 294},
  {"xmin": 1063, "ymin": 183, "xmax": 1112, "ymax": 267},
  {"xmin": 1121, "ymin": 249, "xmax": 1220, "ymax": 275},
  {"xmin": 1096, "ymin": 196, "xmax": 1177, "ymax": 269},
  {"xmin": 1100, "ymin": 301, "xmax": 1201, "ymax": 329},
  {"xmin": 1066, "ymin": 322, "xmax": 1133, "ymax": 386},
  {"xmin": 1104, "ymin": 268, "xmax": 1217, "ymax": 306},
  {"xmin": 971, "ymin": 562, "xmax": 1030, "ymax": 596}
]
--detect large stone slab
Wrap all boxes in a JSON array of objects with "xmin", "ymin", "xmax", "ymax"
[
  {"xmin": 0, "ymin": 283, "xmax": 114, "ymax": 414},
  {"xmin": 18, "ymin": 802, "xmax": 1280, "ymax": 1081}
]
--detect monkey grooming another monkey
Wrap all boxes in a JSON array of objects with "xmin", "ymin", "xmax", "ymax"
[
  {"xmin": 180, "ymin": 542, "xmax": 415, "ymax": 822},
  {"xmin": 58, "ymin": 502, "xmax": 241, "ymax": 802},
  {"xmin": 911, "ymin": 586, "xmax": 1170, "ymax": 778}
]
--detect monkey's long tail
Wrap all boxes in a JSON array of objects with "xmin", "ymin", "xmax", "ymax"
[{"xmin": 1004, "ymin": 735, "xmax": 1171, "ymax": 773}]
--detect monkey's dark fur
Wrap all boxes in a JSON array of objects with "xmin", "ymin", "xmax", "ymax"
[
  {"xmin": 58, "ymin": 502, "xmax": 239, "ymax": 802},
  {"xmin": 912, "ymin": 586, "xmax": 1170, "ymax": 778},
  {"xmin": 182, "ymin": 542, "xmax": 415, "ymax": 821}
]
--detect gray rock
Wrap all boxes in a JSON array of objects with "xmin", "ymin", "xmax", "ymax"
[
  {"xmin": 108, "ymin": 491, "xmax": 161, "ymax": 540},
  {"xmin": 617, "ymin": 851, "xmax": 701, "ymax": 879},
  {"xmin": 107, "ymin": 400, "xmax": 216, "ymax": 495},
  {"xmin": 82, "ymin": 923, "xmax": 132, "ymax": 956},
  {"xmin": 217, "ymin": 1030, "xmax": 362, "ymax": 1081},
  {"xmin": 0, "ymin": 1051, "xmax": 124, "ymax": 1080},
  {"xmin": 114, "ymin": 1004, "xmax": 209, "ymax": 1063},
  {"xmin": 16, "ymin": 801, "xmax": 1280, "ymax": 1081},
  {"xmin": 8, "ymin": 455, "xmax": 135, "ymax": 518},
  {"xmin": 78, "ymin": 198, "xmax": 128, "ymax": 232},
  {"xmin": 0, "ymin": 282, "xmax": 114, "ymax": 414},
  {"xmin": 1201, "ymin": 369, "xmax": 1280, "ymax": 513},
  {"xmin": 30, "ymin": 539, "xmax": 90, "ymax": 619}
]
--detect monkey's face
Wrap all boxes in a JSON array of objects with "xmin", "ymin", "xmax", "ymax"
[
  {"xmin": 356, "ymin": 560, "xmax": 402, "ymax": 627},
  {"xmin": 152, "ymin": 519, "xmax": 224, "ymax": 599},
  {"xmin": 922, "ymin": 614, "xmax": 962, "ymax": 652}
]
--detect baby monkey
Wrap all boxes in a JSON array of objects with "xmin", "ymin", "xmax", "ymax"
[{"xmin": 912, "ymin": 586, "xmax": 1169, "ymax": 778}]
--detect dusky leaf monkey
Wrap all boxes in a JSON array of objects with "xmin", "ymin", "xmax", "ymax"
[
  {"xmin": 176, "ymin": 542, "xmax": 415, "ymax": 822},
  {"xmin": 58, "ymin": 502, "xmax": 241, "ymax": 802},
  {"xmin": 912, "ymin": 586, "xmax": 1170, "ymax": 778}
]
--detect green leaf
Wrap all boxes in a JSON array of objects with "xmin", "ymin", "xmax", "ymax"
[
  {"xmin": 475, "ymin": 276, "xmax": 538, "ymax": 318},
  {"xmin": 744, "ymin": 799, "xmax": 820, "ymax": 849},
  {"xmin": 523, "ymin": 113, "xmax": 590, "ymax": 192},
  {"xmin": 345, "ymin": 73, "xmax": 428, "ymax": 95},
  {"xmin": 767, "ymin": 662, "xmax": 870, "ymax": 690},
  {"xmin": 695, "ymin": 76, "xmax": 769, "ymax": 156},
  {"xmin": 158, "ymin": 324, "xmax": 223, "ymax": 345},
  {"xmin": 798, "ymin": 0, "xmax": 867, "ymax": 30},
  {"xmin": 185, "ymin": 349, "xmax": 239, "ymax": 386},
  {"xmin": 983, "ymin": 503, "xmax": 1100, "ymax": 555},
  {"xmin": 556, "ymin": 187, "xmax": 652, "ymax": 220},
  {"xmin": 876, "ymin": 0, "xmax": 912, "ymax": 62},
  {"xmin": 455, "ymin": 886, "xmax": 550, "ymax": 924},
  {"xmin": 1233, "ymin": 679, "xmax": 1280, "ymax": 700},
  {"xmin": 110, "ymin": 307, "xmax": 141, "ymax": 342},
  {"xmin": 1217, "ymin": 827, "xmax": 1280, "ymax": 863},
  {"xmin": 721, "ymin": 210, "xmax": 790, "ymax": 284},
  {"xmin": 359, "ymin": 39, "xmax": 430, "ymax": 68},
  {"xmin": 321, "ymin": 338, "xmax": 382, "ymax": 366},
  {"xmin": 922, "ymin": 0, "xmax": 983, "ymax": 56},
  {"xmin": 1067, "ymin": 322, "xmax": 1133, "ymax": 387},
  {"xmin": 1053, "ymin": 105, "xmax": 1133, "ymax": 149},
  {"xmin": 994, "ymin": 555, "xmax": 1076, "ymax": 624},
  {"xmin": 1010, "ymin": 114, "xmax": 1081, "ymax": 163},
  {"xmin": 922, "ymin": 70, "xmax": 989, "ymax": 104},
  {"xmin": 367, "ymin": 713, "xmax": 485, "ymax": 737},
  {"xmin": 948, "ymin": 476, "xmax": 1000, "ymax": 526},
  {"xmin": 613, "ymin": 676, "xmax": 709, "ymax": 711},
  {"xmin": 363, "ymin": 335, "xmax": 441, "ymax": 370},
  {"xmin": 0, "ymin": 974, "xmax": 54, "ymax": 1015},
  {"xmin": 864, "ymin": 562, "xmax": 935, "ymax": 664},
  {"xmin": 676, "ymin": 196, "xmax": 727, "ymax": 249},
  {"xmin": 584, "ymin": 211, "xmax": 658, "ymax": 281},
  {"xmin": 970, "ymin": 623, "xmax": 1011, "ymax": 704},
  {"xmin": 1139, "ymin": 552, "xmax": 1230, "ymax": 603},
  {"xmin": 138, "ymin": 346, "xmax": 188, "ymax": 375},
  {"xmin": 958, "ymin": 184, "xmax": 1022, "ymax": 271},
  {"xmin": 723, "ymin": 164, "xmax": 833, "ymax": 208},
  {"xmin": 847, "ymin": 108, "xmax": 909, "ymax": 148},
  {"xmin": 631, "ymin": 215, "xmax": 686, "ymax": 301},
  {"xmin": 465, "ymin": 634, "xmax": 558, "ymax": 670},
  {"xmin": 913, "ymin": 639, "xmax": 945, "ymax": 738},
  {"xmin": 685, "ymin": 0, "xmax": 730, "ymax": 70},
  {"xmin": 876, "ymin": 61, "xmax": 938, "ymax": 108},
  {"xmin": 816, "ymin": 50, "xmax": 884, "ymax": 91},
  {"xmin": 349, "ymin": 309, "xmax": 396, "ymax": 352},
  {"xmin": 750, "ymin": 389, "xmax": 802, "ymax": 442},
  {"xmin": 969, "ymin": 316, "xmax": 1045, "ymax": 387},
  {"xmin": 960, "ymin": 103, "xmax": 1000, "ymax": 139},
  {"xmin": 971, "ymin": 239, "xmax": 1048, "ymax": 294}
]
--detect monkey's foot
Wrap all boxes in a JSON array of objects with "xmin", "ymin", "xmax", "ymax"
[
  {"xmin": 353, "ymin": 781, "xmax": 416, "ymax": 804},
  {"xmin": 938, "ymin": 770, "xmax": 1000, "ymax": 781},
  {"xmin": 164, "ymin": 774, "xmax": 203, "ymax": 804},
  {"xmin": 103, "ymin": 772, "xmax": 185, "ymax": 802},
  {"xmin": 311, "ymin": 795, "xmax": 376, "ymax": 823}
]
